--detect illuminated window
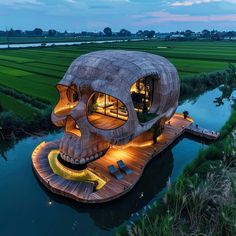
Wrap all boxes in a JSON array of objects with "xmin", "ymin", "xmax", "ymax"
[
  {"xmin": 54, "ymin": 84, "xmax": 79, "ymax": 116},
  {"xmin": 131, "ymin": 76, "xmax": 156, "ymax": 122},
  {"xmin": 87, "ymin": 92, "xmax": 128, "ymax": 129}
]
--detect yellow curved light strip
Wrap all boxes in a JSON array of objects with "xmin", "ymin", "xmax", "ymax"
[{"xmin": 48, "ymin": 150, "xmax": 106, "ymax": 190}]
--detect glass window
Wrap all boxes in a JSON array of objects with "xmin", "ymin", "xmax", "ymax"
[
  {"xmin": 87, "ymin": 92, "xmax": 128, "ymax": 130},
  {"xmin": 131, "ymin": 76, "xmax": 156, "ymax": 122}
]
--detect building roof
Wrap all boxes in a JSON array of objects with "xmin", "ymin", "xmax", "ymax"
[
  {"xmin": 58, "ymin": 50, "xmax": 180, "ymax": 132},
  {"xmin": 61, "ymin": 50, "xmax": 178, "ymax": 87}
]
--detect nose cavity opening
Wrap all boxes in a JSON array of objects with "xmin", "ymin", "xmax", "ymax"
[
  {"xmin": 65, "ymin": 116, "xmax": 81, "ymax": 137},
  {"xmin": 53, "ymin": 84, "xmax": 79, "ymax": 116}
]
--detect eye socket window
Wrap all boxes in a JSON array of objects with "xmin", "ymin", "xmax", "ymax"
[
  {"xmin": 53, "ymin": 84, "xmax": 79, "ymax": 116},
  {"xmin": 87, "ymin": 92, "xmax": 128, "ymax": 130},
  {"xmin": 130, "ymin": 76, "xmax": 157, "ymax": 123}
]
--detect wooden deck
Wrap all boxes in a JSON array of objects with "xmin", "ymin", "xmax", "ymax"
[
  {"xmin": 32, "ymin": 113, "xmax": 218, "ymax": 203},
  {"xmin": 88, "ymin": 113, "xmax": 126, "ymax": 129},
  {"xmin": 185, "ymin": 125, "xmax": 220, "ymax": 140}
]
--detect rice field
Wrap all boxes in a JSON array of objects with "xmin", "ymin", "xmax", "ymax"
[{"xmin": 0, "ymin": 40, "xmax": 236, "ymax": 118}]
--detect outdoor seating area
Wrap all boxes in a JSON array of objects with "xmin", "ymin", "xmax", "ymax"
[
  {"xmin": 108, "ymin": 160, "xmax": 133, "ymax": 179},
  {"xmin": 32, "ymin": 50, "xmax": 220, "ymax": 204},
  {"xmin": 32, "ymin": 113, "xmax": 196, "ymax": 203},
  {"xmin": 117, "ymin": 160, "xmax": 133, "ymax": 175}
]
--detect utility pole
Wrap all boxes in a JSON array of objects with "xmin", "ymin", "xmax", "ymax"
[{"xmin": 6, "ymin": 27, "xmax": 10, "ymax": 48}]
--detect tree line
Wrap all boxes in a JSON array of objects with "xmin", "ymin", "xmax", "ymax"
[
  {"xmin": 1, "ymin": 27, "xmax": 236, "ymax": 40},
  {"xmin": 0, "ymin": 27, "xmax": 156, "ymax": 38}
]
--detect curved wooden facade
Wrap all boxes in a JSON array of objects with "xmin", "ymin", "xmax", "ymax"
[
  {"xmin": 51, "ymin": 50, "xmax": 180, "ymax": 166},
  {"xmin": 32, "ymin": 50, "xmax": 186, "ymax": 203},
  {"xmin": 33, "ymin": 114, "xmax": 194, "ymax": 203}
]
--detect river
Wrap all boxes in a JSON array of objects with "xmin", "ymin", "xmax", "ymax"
[
  {"xmin": 0, "ymin": 87, "xmax": 234, "ymax": 236},
  {"xmin": 0, "ymin": 39, "xmax": 143, "ymax": 49}
]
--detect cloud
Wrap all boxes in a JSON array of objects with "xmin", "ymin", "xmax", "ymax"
[
  {"xmin": 66, "ymin": 0, "xmax": 77, "ymax": 3},
  {"xmin": 171, "ymin": 0, "xmax": 236, "ymax": 7},
  {"xmin": 132, "ymin": 10, "xmax": 236, "ymax": 26},
  {"xmin": 0, "ymin": 0, "xmax": 42, "ymax": 9},
  {"xmin": 0, "ymin": 0, "xmax": 41, "ymax": 6}
]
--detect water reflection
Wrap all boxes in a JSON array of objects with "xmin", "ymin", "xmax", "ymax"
[
  {"xmin": 0, "ymin": 87, "xmax": 235, "ymax": 236},
  {"xmin": 37, "ymin": 147, "xmax": 174, "ymax": 229},
  {"xmin": 0, "ymin": 140, "xmax": 17, "ymax": 161},
  {"xmin": 214, "ymin": 84, "xmax": 236, "ymax": 106}
]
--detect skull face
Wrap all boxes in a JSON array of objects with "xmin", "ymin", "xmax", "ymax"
[{"xmin": 51, "ymin": 50, "xmax": 180, "ymax": 165}]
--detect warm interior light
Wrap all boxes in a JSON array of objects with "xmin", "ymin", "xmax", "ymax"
[
  {"xmin": 54, "ymin": 84, "xmax": 79, "ymax": 116},
  {"xmin": 87, "ymin": 92, "xmax": 128, "ymax": 129},
  {"xmin": 130, "ymin": 76, "xmax": 154, "ymax": 116},
  {"xmin": 65, "ymin": 116, "xmax": 81, "ymax": 137}
]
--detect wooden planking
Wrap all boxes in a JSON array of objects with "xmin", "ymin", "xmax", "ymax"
[
  {"xmin": 32, "ymin": 113, "xmax": 219, "ymax": 203},
  {"xmin": 88, "ymin": 113, "xmax": 125, "ymax": 130},
  {"xmin": 185, "ymin": 125, "xmax": 220, "ymax": 140}
]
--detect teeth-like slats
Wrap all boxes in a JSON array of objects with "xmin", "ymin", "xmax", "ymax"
[{"xmin": 60, "ymin": 149, "xmax": 106, "ymax": 165}]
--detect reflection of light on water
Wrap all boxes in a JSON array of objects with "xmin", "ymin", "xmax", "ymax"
[{"xmin": 48, "ymin": 199, "xmax": 52, "ymax": 206}]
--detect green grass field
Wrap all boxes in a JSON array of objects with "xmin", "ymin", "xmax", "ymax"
[
  {"xmin": 0, "ymin": 40, "xmax": 236, "ymax": 118},
  {"xmin": 0, "ymin": 92, "xmax": 39, "ymax": 119}
]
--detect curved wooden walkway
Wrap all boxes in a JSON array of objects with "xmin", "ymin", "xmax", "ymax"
[{"xmin": 32, "ymin": 114, "xmax": 218, "ymax": 203}]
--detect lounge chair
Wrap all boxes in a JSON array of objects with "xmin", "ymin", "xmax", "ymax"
[
  {"xmin": 117, "ymin": 160, "xmax": 133, "ymax": 175},
  {"xmin": 108, "ymin": 165, "xmax": 123, "ymax": 180}
]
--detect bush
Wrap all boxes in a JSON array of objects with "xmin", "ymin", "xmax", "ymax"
[{"xmin": 180, "ymin": 69, "xmax": 229, "ymax": 97}]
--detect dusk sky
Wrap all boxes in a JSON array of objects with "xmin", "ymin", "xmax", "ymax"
[{"xmin": 1, "ymin": 0, "xmax": 236, "ymax": 32}]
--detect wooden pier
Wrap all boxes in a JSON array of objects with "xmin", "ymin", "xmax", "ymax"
[
  {"xmin": 32, "ymin": 113, "xmax": 219, "ymax": 203},
  {"xmin": 185, "ymin": 125, "xmax": 220, "ymax": 140}
]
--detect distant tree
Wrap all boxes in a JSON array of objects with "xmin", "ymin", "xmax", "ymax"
[
  {"xmin": 211, "ymin": 31, "xmax": 222, "ymax": 41},
  {"xmin": 33, "ymin": 28, "xmax": 43, "ymax": 36},
  {"xmin": 48, "ymin": 29, "xmax": 57, "ymax": 37},
  {"xmin": 8, "ymin": 28, "xmax": 15, "ymax": 37},
  {"xmin": 14, "ymin": 30, "xmax": 22, "ymax": 37},
  {"xmin": 25, "ymin": 30, "xmax": 34, "ymax": 36},
  {"xmin": 103, "ymin": 27, "xmax": 112, "ymax": 37},
  {"xmin": 147, "ymin": 30, "xmax": 155, "ymax": 39},
  {"xmin": 97, "ymin": 31, "xmax": 104, "ymax": 36},
  {"xmin": 202, "ymin": 29, "xmax": 210, "ymax": 38},
  {"xmin": 143, "ymin": 30, "xmax": 149, "ymax": 37},
  {"xmin": 184, "ymin": 30, "xmax": 193, "ymax": 37},
  {"xmin": 81, "ymin": 31, "xmax": 88, "ymax": 36},
  {"xmin": 0, "ymin": 31, "xmax": 6, "ymax": 36},
  {"xmin": 226, "ymin": 31, "xmax": 235, "ymax": 39},
  {"xmin": 136, "ymin": 30, "xmax": 143, "ymax": 36},
  {"xmin": 118, "ymin": 29, "xmax": 131, "ymax": 37}
]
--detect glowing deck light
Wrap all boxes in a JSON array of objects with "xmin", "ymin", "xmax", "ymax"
[{"xmin": 48, "ymin": 150, "xmax": 106, "ymax": 190}]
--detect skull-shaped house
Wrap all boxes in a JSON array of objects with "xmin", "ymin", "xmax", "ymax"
[{"xmin": 52, "ymin": 50, "xmax": 180, "ymax": 167}]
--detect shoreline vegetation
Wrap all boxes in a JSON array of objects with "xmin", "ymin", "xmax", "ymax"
[
  {"xmin": 0, "ymin": 44, "xmax": 236, "ymax": 235},
  {"xmin": 0, "ymin": 64, "xmax": 235, "ymax": 140},
  {"xmin": 118, "ymin": 103, "xmax": 236, "ymax": 236},
  {"xmin": 116, "ymin": 67, "xmax": 236, "ymax": 235}
]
